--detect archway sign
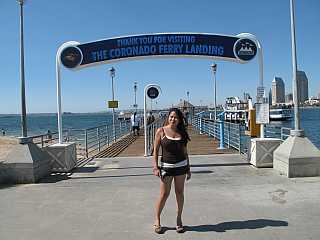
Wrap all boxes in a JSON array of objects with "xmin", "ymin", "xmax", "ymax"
[
  {"xmin": 56, "ymin": 33, "xmax": 264, "ymax": 143},
  {"xmin": 60, "ymin": 33, "xmax": 258, "ymax": 68}
]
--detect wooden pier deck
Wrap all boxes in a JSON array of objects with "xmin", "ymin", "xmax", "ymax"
[{"xmin": 117, "ymin": 126, "xmax": 236, "ymax": 157}]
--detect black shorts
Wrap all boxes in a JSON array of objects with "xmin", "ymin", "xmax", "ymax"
[
  {"xmin": 160, "ymin": 165, "xmax": 189, "ymax": 177},
  {"xmin": 132, "ymin": 126, "xmax": 140, "ymax": 131}
]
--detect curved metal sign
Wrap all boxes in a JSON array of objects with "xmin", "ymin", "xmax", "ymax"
[{"xmin": 60, "ymin": 33, "xmax": 257, "ymax": 69}]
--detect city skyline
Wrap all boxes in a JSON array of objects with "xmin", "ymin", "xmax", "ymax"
[{"xmin": 1, "ymin": 0, "xmax": 319, "ymax": 114}]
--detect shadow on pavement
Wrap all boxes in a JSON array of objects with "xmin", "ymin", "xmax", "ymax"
[
  {"xmin": 185, "ymin": 219, "xmax": 288, "ymax": 232},
  {"xmin": 70, "ymin": 173, "xmax": 153, "ymax": 179},
  {"xmin": 191, "ymin": 162, "xmax": 250, "ymax": 168},
  {"xmin": 39, "ymin": 172, "xmax": 72, "ymax": 183}
]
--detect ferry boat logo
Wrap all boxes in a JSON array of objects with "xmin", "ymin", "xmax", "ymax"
[
  {"xmin": 234, "ymin": 38, "xmax": 257, "ymax": 61},
  {"xmin": 238, "ymin": 43, "xmax": 255, "ymax": 56},
  {"xmin": 60, "ymin": 46, "xmax": 83, "ymax": 69}
]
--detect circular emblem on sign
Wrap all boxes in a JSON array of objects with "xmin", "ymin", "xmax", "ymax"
[
  {"xmin": 60, "ymin": 46, "xmax": 83, "ymax": 68},
  {"xmin": 147, "ymin": 87, "xmax": 159, "ymax": 99},
  {"xmin": 233, "ymin": 38, "xmax": 257, "ymax": 62}
]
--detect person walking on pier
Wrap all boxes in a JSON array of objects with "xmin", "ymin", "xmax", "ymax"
[
  {"xmin": 130, "ymin": 112, "xmax": 140, "ymax": 136},
  {"xmin": 152, "ymin": 108, "xmax": 191, "ymax": 234}
]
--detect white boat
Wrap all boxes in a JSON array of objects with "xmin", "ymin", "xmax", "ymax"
[
  {"xmin": 117, "ymin": 111, "xmax": 132, "ymax": 121},
  {"xmin": 223, "ymin": 97, "xmax": 249, "ymax": 122},
  {"xmin": 269, "ymin": 107, "xmax": 292, "ymax": 121}
]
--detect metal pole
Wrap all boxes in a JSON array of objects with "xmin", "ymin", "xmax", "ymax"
[
  {"xmin": 109, "ymin": 67, "xmax": 116, "ymax": 142},
  {"xmin": 56, "ymin": 51, "xmax": 63, "ymax": 143},
  {"xmin": 19, "ymin": 1, "xmax": 27, "ymax": 138},
  {"xmin": 257, "ymin": 41, "xmax": 265, "ymax": 138},
  {"xmin": 112, "ymin": 76, "xmax": 115, "ymax": 141},
  {"xmin": 134, "ymin": 82, "xmax": 137, "ymax": 112},
  {"xmin": 144, "ymin": 88, "xmax": 147, "ymax": 156},
  {"xmin": 211, "ymin": 64, "xmax": 217, "ymax": 120},
  {"xmin": 290, "ymin": 0, "xmax": 303, "ymax": 136},
  {"xmin": 214, "ymin": 71, "xmax": 217, "ymax": 120}
]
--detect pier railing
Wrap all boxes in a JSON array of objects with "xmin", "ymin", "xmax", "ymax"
[
  {"xmin": 145, "ymin": 118, "xmax": 165, "ymax": 156},
  {"xmin": 29, "ymin": 120, "xmax": 133, "ymax": 158},
  {"xmin": 191, "ymin": 115, "xmax": 293, "ymax": 155},
  {"xmin": 264, "ymin": 125, "xmax": 291, "ymax": 140},
  {"xmin": 191, "ymin": 116, "xmax": 246, "ymax": 153}
]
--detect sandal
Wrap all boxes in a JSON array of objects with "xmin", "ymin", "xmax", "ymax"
[
  {"xmin": 154, "ymin": 225, "xmax": 164, "ymax": 234},
  {"xmin": 176, "ymin": 225, "xmax": 185, "ymax": 233}
]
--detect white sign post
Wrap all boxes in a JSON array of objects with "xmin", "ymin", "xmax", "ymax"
[
  {"xmin": 56, "ymin": 41, "xmax": 81, "ymax": 144},
  {"xmin": 144, "ymin": 84, "xmax": 161, "ymax": 156},
  {"xmin": 256, "ymin": 103, "xmax": 269, "ymax": 138}
]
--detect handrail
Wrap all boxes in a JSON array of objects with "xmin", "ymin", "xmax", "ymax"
[
  {"xmin": 27, "ymin": 120, "xmax": 132, "ymax": 159},
  {"xmin": 145, "ymin": 118, "xmax": 165, "ymax": 156},
  {"xmin": 191, "ymin": 115, "xmax": 246, "ymax": 153}
]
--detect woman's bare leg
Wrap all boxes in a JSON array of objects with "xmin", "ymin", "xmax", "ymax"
[
  {"xmin": 174, "ymin": 174, "xmax": 186, "ymax": 226},
  {"xmin": 154, "ymin": 176, "xmax": 173, "ymax": 226}
]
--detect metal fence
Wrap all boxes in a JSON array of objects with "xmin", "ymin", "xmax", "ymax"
[
  {"xmin": 264, "ymin": 125, "xmax": 291, "ymax": 140},
  {"xmin": 145, "ymin": 118, "xmax": 166, "ymax": 156},
  {"xmin": 191, "ymin": 116, "xmax": 292, "ymax": 154},
  {"xmin": 28, "ymin": 120, "xmax": 133, "ymax": 158},
  {"xmin": 191, "ymin": 116, "xmax": 246, "ymax": 153}
]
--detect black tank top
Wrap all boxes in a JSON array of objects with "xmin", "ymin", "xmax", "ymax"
[{"xmin": 160, "ymin": 128, "xmax": 187, "ymax": 164}]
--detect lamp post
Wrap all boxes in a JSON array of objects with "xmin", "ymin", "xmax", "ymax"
[
  {"xmin": 109, "ymin": 67, "xmax": 116, "ymax": 141},
  {"xmin": 17, "ymin": 0, "xmax": 28, "ymax": 140},
  {"xmin": 211, "ymin": 63, "xmax": 217, "ymax": 120},
  {"xmin": 134, "ymin": 81, "xmax": 138, "ymax": 112},
  {"xmin": 290, "ymin": 0, "xmax": 303, "ymax": 136}
]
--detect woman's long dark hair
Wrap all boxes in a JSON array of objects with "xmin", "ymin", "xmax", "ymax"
[{"xmin": 164, "ymin": 108, "xmax": 190, "ymax": 145}]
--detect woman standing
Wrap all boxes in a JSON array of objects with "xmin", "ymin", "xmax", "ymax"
[{"xmin": 152, "ymin": 108, "xmax": 191, "ymax": 234}]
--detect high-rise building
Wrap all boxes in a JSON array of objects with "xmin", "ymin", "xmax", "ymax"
[
  {"xmin": 271, "ymin": 77, "xmax": 285, "ymax": 105},
  {"xmin": 297, "ymin": 70, "xmax": 309, "ymax": 104},
  {"xmin": 268, "ymin": 88, "xmax": 272, "ymax": 105},
  {"xmin": 285, "ymin": 93, "xmax": 293, "ymax": 104}
]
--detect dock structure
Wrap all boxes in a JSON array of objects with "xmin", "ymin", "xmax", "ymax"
[
  {"xmin": 94, "ymin": 125, "xmax": 236, "ymax": 158},
  {"xmin": 2, "ymin": 154, "xmax": 320, "ymax": 239}
]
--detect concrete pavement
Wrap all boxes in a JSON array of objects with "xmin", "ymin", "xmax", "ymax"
[{"xmin": 1, "ymin": 154, "xmax": 320, "ymax": 239}]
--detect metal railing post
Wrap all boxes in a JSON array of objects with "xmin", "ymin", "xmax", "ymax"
[
  {"xmin": 41, "ymin": 135, "xmax": 44, "ymax": 147},
  {"xmin": 85, "ymin": 129, "xmax": 88, "ymax": 158},
  {"xmin": 97, "ymin": 128, "xmax": 100, "ymax": 151},
  {"xmin": 106, "ymin": 125, "xmax": 109, "ymax": 146},
  {"xmin": 218, "ymin": 120, "xmax": 225, "ymax": 149},
  {"xmin": 228, "ymin": 123, "xmax": 231, "ymax": 148},
  {"xmin": 238, "ymin": 124, "xmax": 241, "ymax": 153}
]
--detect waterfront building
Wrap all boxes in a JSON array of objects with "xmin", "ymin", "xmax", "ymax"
[
  {"xmin": 272, "ymin": 77, "xmax": 285, "ymax": 105},
  {"xmin": 268, "ymin": 88, "xmax": 272, "ymax": 105},
  {"xmin": 297, "ymin": 70, "xmax": 309, "ymax": 104},
  {"xmin": 285, "ymin": 93, "xmax": 293, "ymax": 104}
]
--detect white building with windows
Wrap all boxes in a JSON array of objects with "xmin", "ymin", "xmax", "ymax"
[
  {"xmin": 272, "ymin": 77, "xmax": 285, "ymax": 105},
  {"xmin": 297, "ymin": 70, "xmax": 309, "ymax": 104}
]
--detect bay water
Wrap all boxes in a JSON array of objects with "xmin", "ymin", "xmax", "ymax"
[{"xmin": 1, "ymin": 108, "xmax": 319, "ymax": 148}]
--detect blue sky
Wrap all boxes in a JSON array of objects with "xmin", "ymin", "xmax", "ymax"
[{"xmin": 1, "ymin": 0, "xmax": 319, "ymax": 114}]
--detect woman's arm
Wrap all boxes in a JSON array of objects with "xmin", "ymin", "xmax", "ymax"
[{"xmin": 152, "ymin": 128, "xmax": 162, "ymax": 176}]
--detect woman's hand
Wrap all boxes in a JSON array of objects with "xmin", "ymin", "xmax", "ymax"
[
  {"xmin": 186, "ymin": 170, "xmax": 191, "ymax": 181},
  {"xmin": 153, "ymin": 167, "xmax": 160, "ymax": 177}
]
